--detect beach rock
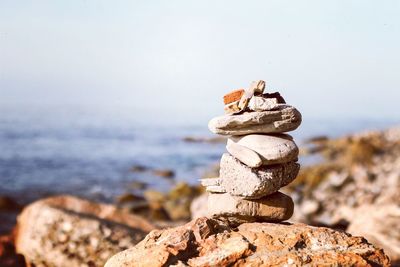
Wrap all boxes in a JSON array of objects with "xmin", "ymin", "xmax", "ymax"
[
  {"xmin": 129, "ymin": 165, "xmax": 148, "ymax": 173},
  {"xmin": 248, "ymin": 96, "xmax": 279, "ymax": 111},
  {"xmin": 343, "ymin": 204, "xmax": 400, "ymax": 263},
  {"xmin": 200, "ymin": 177, "xmax": 226, "ymax": 193},
  {"xmin": 0, "ymin": 230, "xmax": 26, "ymax": 267},
  {"xmin": 105, "ymin": 217, "xmax": 390, "ymax": 267},
  {"xmin": 226, "ymin": 142, "xmax": 263, "ymax": 167},
  {"xmin": 228, "ymin": 133, "xmax": 299, "ymax": 165},
  {"xmin": 224, "ymin": 100, "xmax": 241, "ymax": 114},
  {"xmin": 237, "ymin": 80, "xmax": 266, "ymax": 111},
  {"xmin": 0, "ymin": 196, "xmax": 21, "ymax": 211},
  {"xmin": 153, "ymin": 169, "xmax": 175, "ymax": 178},
  {"xmin": 15, "ymin": 195, "xmax": 155, "ymax": 267},
  {"xmin": 223, "ymin": 89, "xmax": 244, "ymax": 105},
  {"xmin": 190, "ymin": 193, "xmax": 208, "ymax": 219},
  {"xmin": 116, "ymin": 193, "xmax": 145, "ymax": 204},
  {"xmin": 208, "ymin": 105, "xmax": 301, "ymax": 136},
  {"xmin": 263, "ymin": 92, "xmax": 286, "ymax": 103},
  {"xmin": 219, "ymin": 153, "xmax": 299, "ymax": 199},
  {"xmin": 208, "ymin": 192, "xmax": 293, "ymax": 225}
]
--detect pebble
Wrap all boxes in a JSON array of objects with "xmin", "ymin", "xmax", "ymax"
[
  {"xmin": 208, "ymin": 105, "xmax": 301, "ymax": 136},
  {"xmin": 228, "ymin": 133, "xmax": 299, "ymax": 165}
]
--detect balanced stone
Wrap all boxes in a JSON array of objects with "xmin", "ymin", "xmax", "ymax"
[
  {"xmin": 200, "ymin": 177, "xmax": 226, "ymax": 193},
  {"xmin": 224, "ymin": 100, "xmax": 240, "ymax": 115},
  {"xmin": 208, "ymin": 191, "xmax": 294, "ymax": 225},
  {"xmin": 248, "ymin": 96, "xmax": 279, "ymax": 111},
  {"xmin": 208, "ymin": 105, "xmax": 301, "ymax": 136},
  {"xmin": 227, "ymin": 133, "xmax": 298, "ymax": 166},
  {"xmin": 238, "ymin": 80, "xmax": 266, "ymax": 111},
  {"xmin": 223, "ymin": 89, "xmax": 244, "ymax": 105},
  {"xmin": 219, "ymin": 153, "xmax": 299, "ymax": 199},
  {"xmin": 226, "ymin": 142, "xmax": 263, "ymax": 167}
]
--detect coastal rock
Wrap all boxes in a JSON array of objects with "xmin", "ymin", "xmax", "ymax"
[
  {"xmin": 248, "ymin": 96, "xmax": 279, "ymax": 111},
  {"xmin": 224, "ymin": 100, "xmax": 241, "ymax": 114},
  {"xmin": 190, "ymin": 193, "xmax": 209, "ymax": 219},
  {"xmin": 343, "ymin": 204, "xmax": 400, "ymax": 263},
  {"xmin": 263, "ymin": 92, "xmax": 286, "ymax": 104},
  {"xmin": 208, "ymin": 192, "xmax": 293, "ymax": 225},
  {"xmin": 208, "ymin": 105, "xmax": 302, "ymax": 136},
  {"xmin": 226, "ymin": 142, "xmax": 263, "ymax": 167},
  {"xmin": 220, "ymin": 153, "xmax": 299, "ymax": 199},
  {"xmin": 153, "ymin": 169, "xmax": 175, "ymax": 178},
  {"xmin": 0, "ymin": 230, "xmax": 26, "ymax": 267},
  {"xmin": 15, "ymin": 195, "xmax": 155, "ymax": 267},
  {"xmin": 237, "ymin": 80, "xmax": 266, "ymax": 111},
  {"xmin": 105, "ymin": 217, "xmax": 390, "ymax": 267},
  {"xmin": 0, "ymin": 196, "xmax": 21, "ymax": 211},
  {"xmin": 223, "ymin": 89, "xmax": 244, "ymax": 105},
  {"xmin": 228, "ymin": 133, "xmax": 299, "ymax": 165},
  {"xmin": 200, "ymin": 177, "xmax": 226, "ymax": 193}
]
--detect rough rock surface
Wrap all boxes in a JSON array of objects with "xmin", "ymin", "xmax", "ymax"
[
  {"xmin": 248, "ymin": 96, "xmax": 279, "ymax": 111},
  {"xmin": 220, "ymin": 153, "xmax": 299, "ymax": 199},
  {"xmin": 15, "ymin": 195, "xmax": 155, "ymax": 267},
  {"xmin": 105, "ymin": 217, "xmax": 390, "ymax": 267},
  {"xmin": 344, "ymin": 204, "xmax": 400, "ymax": 264},
  {"xmin": 208, "ymin": 192, "xmax": 293, "ymax": 225},
  {"xmin": 228, "ymin": 133, "xmax": 299, "ymax": 165},
  {"xmin": 208, "ymin": 105, "xmax": 301, "ymax": 136}
]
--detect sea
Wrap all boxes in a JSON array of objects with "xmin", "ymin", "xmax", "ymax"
[{"xmin": 0, "ymin": 105, "xmax": 398, "ymax": 204}]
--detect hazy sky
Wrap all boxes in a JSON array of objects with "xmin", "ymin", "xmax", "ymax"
[{"xmin": 1, "ymin": 1, "xmax": 399, "ymax": 121}]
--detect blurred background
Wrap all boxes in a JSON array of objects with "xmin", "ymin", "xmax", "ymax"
[
  {"xmin": 1, "ymin": 1, "xmax": 400, "ymax": 264},
  {"xmin": 1, "ymin": 0, "xmax": 399, "ymax": 201}
]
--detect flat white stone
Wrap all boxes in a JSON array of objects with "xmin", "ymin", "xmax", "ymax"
[
  {"xmin": 226, "ymin": 142, "xmax": 263, "ymax": 168},
  {"xmin": 208, "ymin": 105, "xmax": 302, "ymax": 136},
  {"xmin": 219, "ymin": 153, "xmax": 299, "ymax": 199},
  {"xmin": 227, "ymin": 134, "xmax": 299, "ymax": 165}
]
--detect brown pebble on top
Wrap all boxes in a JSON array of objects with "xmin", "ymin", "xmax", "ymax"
[{"xmin": 223, "ymin": 89, "xmax": 245, "ymax": 105}]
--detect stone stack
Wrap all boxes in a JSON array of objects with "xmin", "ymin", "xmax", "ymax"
[{"xmin": 201, "ymin": 80, "xmax": 302, "ymax": 225}]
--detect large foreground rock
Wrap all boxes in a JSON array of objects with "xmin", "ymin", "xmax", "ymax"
[
  {"xmin": 219, "ymin": 153, "xmax": 299, "ymax": 199},
  {"xmin": 208, "ymin": 192, "xmax": 293, "ymax": 225},
  {"xmin": 342, "ymin": 204, "xmax": 400, "ymax": 264},
  {"xmin": 208, "ymin": 105, "xmax": 301, "ymax": 136},
  {"xmin": 105, "ymin": 217, "xmax": 390, "ymax": 267},
  {"xmin": 15, "ymin": 195, "xmax": 155, "ymax": 267}
]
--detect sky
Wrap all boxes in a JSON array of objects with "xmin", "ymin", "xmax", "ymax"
[{"xmin": 0, "ymin": 1, "xmax": 399, "ymax": 123}]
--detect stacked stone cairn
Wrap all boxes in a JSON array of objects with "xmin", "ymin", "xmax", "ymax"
[{"xmin": 201, "ymin": 80, "xmax": 302, "ymax": 226}]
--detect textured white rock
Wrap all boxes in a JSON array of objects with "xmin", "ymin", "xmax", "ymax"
[
  {"xmin": 228, "ymin": 134, "xmax": 299, "ymax": 165},
  {"xmin": 219, "ymin": 153, "xmax": 299, "ymax": 199},
  {"xmin": 200, "ymin": 178, "xmax": 226, "ymax": 193},
  {"xmin": 248, "ymin": 96, "xmax": 279, "ymax": 111},
  {"xmin": 208, "ymin": 105, "xmax": 302, "ymax": 136},
  {"xmin": 226, "ymin": 142, "xmax": 263, "ymax": 167},
  {"xmin": 200, "ymin": 177, "xmax": 222, "ymax": 187},
  {"xmin": 208, "ymin": 191, "xmax": 294, "ymax": 225}
]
